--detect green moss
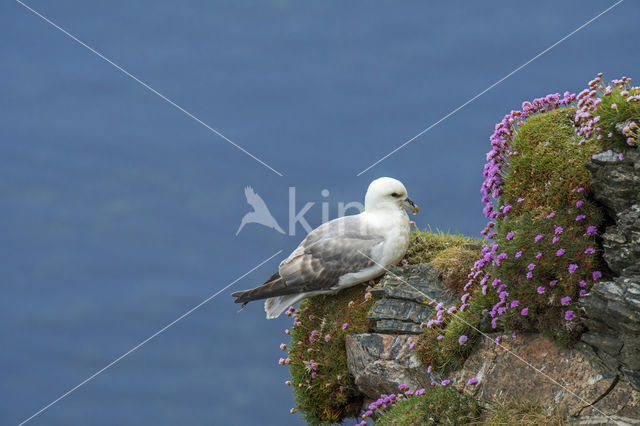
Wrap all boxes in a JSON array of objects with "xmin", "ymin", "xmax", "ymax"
[
  {"xmin": 375, "ymin": 387, "xmax": 480, "ymax": 425},
  {"xmin": 287, "ymin": 284, "xmax": 375, "ymax": 424},
  {"xmin": 405, "ymin": 226, "xmax": 481, "ymax": 265}
]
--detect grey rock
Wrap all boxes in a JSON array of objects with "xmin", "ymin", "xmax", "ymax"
[
  {"xmin": 581, "ymin": 332, "xmax": 623, "ymax": 355},
  {"xmin": 453, "ymin": 334, "xmax": 640, "ymax": 419},
  {"xmin": 620, "ymin": 335, "xmax": 640, "ymax": 370},
  {"xmin": 345, "ymin": 333, "xmax": 435, "ymax": 399},
  {"xmin": 582, "ymin": 147, "xmax": 640, "ymax": 397},
  {"xmin": 621, "ymin": 367, "xmax": 640, "ymax": 392},
  {"xmin": 602, "ymin": 204, "xmax": 640, "ymax": 275},
  {"xmin": 591, "ymin": 149, "xmax": 626, "ymax": 165},
  {"xmin": 368, "ymin": 263, "xmax": 456, "ymax": 334},
  {"xmin": 586, "ymin": 149, "xmax": 640, "ymax": 216},
  {"xmin": 373, "ymin": 320, "xmax": 422, "ymax": 334}
]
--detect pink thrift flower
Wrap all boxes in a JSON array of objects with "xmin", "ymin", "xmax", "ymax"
[
  {"xmin": 491, "ymin": 317, "xmax": 499, "ymax": 329},
  {"xmin": 521, "ymin": 307, "xmax": 529, "ymax": 316},
  {"xmin": 579, "ymin": 289, "xmax": 587, "ymax": 297},
  {"xmin": 528, "ymin": 263, "xmax": 536, "ymax": 270},
  {"xmin": 561, "ymin": 296, "xmax": 572, "ymax": 306},
  {"xmin": 467, "ymin": 377, "xmax": 478, "ymax": 385},
  {"xmin": 537, "ymin": 286, "xmax": 545, "ymax": 294},
  {"xmin": 556, "ymin": 248, "xmax": 565, "ymax": 256},
  {"xmin": 342, "ymin": 322, "xmax": 349, "ymax": 330},
  {"xmin": 441, "ymin": 380, "xmax": 450, "ymax": 386},
  {"xmin": 515, "ymin": 251, "xmax": 522, "ymax": 258},
  {"xmin": 565, "ymin": 310, "xmax": 575, "ymax": 321},
  {"xmin": 584, "ymin": 247, "xmax": 595, "ymax": 254},
  {"xmin": 552, "ymin": 236, "xmax": 560, "ymax": 244},
  {"xmin": 568, "ymin": 264, "xmax": 578, "ymax": 274},
  {"xmin": 576, "ymin": 200, "xmax": 583, "ymax": 207},
  {"xmin": 510, "ymin": 300, "xmax": 519, "ymax": 308},
  {"xmin": 579, "ymin": 280, "xmax": 586, "ymax": 288},
  {"xmin": 587, "ymin": 226, "xmax": 598, "ymax": 235},
  {"xmin": 534, "ymin": 234, "xmax": 543, "ymax": 242},
  {"xmin": 577, "ymin": 187, "xmax": 584, "ymax": 193},
  {"xmin": 554, "ymin": 226, "xmax": 563, "ymax": 234},
  {"xmin": 576, "ymin": 215, "xmax": 586, "ymax": 221},
  {"xmin": 536, "ymin": 252, "xmax": 542, "ymax": 259},
  {"xmin": 517, "ymin": 197, "xmax": 525, "ymax": 203},
  {"xmin": 548, "ymin": 212, "xmax": 555, "ymax": 218},
  {"xmin": 437, "ymin": 335, "xmax": 444, "ymax": 341},
  {"xmin": 458, "ymin": 335, "xmax": 468, "ymax": 345},
  {"xmin": 495, "ymin": 336, "xmax": 501, "ymax": 344},
  {"xmin": 526, "ymin": 271, "xmax": 533, "ymax": 279},
  {"xmin": 506, "ymin": 232, "xmax": 515, "ymax": 240},
  {"xmin": 593, "ymin": 270, "xmax": 602, "ymax": 281}
]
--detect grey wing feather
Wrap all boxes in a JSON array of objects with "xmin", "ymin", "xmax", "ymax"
[{"xmin": 278, "ymin": 215, "xmax": 384, "ymax": 293}]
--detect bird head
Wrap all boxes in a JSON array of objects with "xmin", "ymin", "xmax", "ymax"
[{"xmin": 364, "ymin": 177, "xmax": 419, "ymax": 215}]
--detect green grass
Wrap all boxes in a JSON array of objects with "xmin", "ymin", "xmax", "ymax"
[
  {"xmin": 404, "ymin": 226, "xmax": 481, "ymax": 266},
  {"xmin": 375, "ymin": 387, "xmax": 480, "ymax": 425},
  {"xmin": 480, "ymin": 399, "xmax": 567, "ymax": 425}
]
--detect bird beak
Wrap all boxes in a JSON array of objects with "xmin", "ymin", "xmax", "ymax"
[{"xmin": 403, "ymin": 197, "xmax": 419, "ymax": 215}]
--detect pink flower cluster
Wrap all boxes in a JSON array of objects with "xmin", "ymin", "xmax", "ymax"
[{"xmin": 357, "ymin": 384, "xmax": 427, "ymax": 425}]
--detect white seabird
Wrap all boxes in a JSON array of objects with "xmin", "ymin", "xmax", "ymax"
[{"xmin": 231, "ymin": 177, "xmax": 419, "ymax": 319}]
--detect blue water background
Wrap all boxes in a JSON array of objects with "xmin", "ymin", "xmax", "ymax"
[{"xmin": 1, "ymin": 1, "xmax": 638, "ymax": 424}]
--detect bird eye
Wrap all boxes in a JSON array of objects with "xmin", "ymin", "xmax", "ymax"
[{"xmin": 391, "ymin": 192, "xmax": 400, "ymax": 198}]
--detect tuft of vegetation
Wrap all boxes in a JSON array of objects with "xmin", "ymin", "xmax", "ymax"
[
  {"xmin": 481, "ymin": 399, "xmax": 567, "ymax": 425},
  {"xmin": 432, "ymin": 246, "xmax": 480, "ymax": 295},
  {"xmin": 284, "ymin": 284, "xmax": 375, "ymax": 424},
  {"xmin": 493, "ymin": 108, "xmax": 602, "ymax": 344},
  {"xmin": 404, "ymin": 226, "xmax": 481, "ymax": 266},
  {"xmin": 374, "ymin": 386, "xmax": 480, "ymax": 425}
]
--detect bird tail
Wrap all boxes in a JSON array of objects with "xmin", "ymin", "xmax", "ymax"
[
  {"xmin": 264, "ymin": 294, "xmax": 306, "ymax": 319},
  {"xmin": 231, "ymin": 272, "xmax": 290, "ymax": 304}
]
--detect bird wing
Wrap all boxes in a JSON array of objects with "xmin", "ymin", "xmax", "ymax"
[
  {"xmin": 244, "ymin": 186, "xmax": 270, "ymax": 212},
  {"xmin": 231, "ymin": 215, "xmax": 385, "ymax": 303},
  {"xmin": 279, "ymin": 215, "xmax": 385, "ymax": 292}
]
